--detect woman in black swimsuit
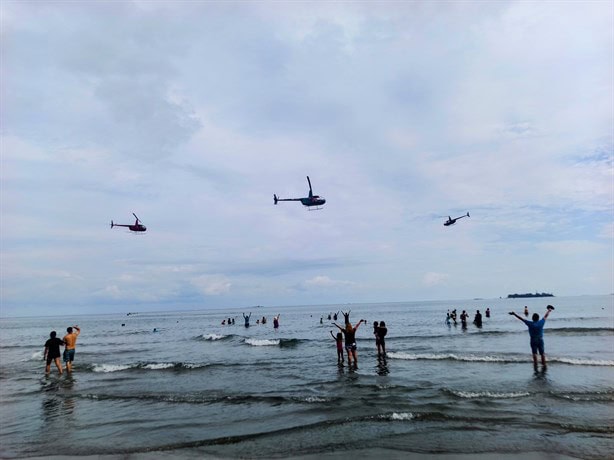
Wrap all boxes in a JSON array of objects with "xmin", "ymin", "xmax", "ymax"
[{"xmin": 334, "ymin": 319, "xmax": 365, "ymax": 366}]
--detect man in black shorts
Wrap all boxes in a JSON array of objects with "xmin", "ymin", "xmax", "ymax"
[{"xmin": 44, "ymin": 331, "xmax": 64, "ymax": 375}]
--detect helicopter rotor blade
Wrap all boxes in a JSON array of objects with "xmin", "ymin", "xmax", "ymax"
[{"xmin": 306, "ymin": 176, "xmax": 313, "ymax": 197}]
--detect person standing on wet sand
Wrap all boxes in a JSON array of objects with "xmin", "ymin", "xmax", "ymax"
[
  {"xmin": 43, "ymin": 331, "xmax": 64, "ymax": 375},
  {"xmin": 62, "ymin": 325, "xmax": 81, "ymax": 373},
  {"xmin": 334, "ymin": 319, "xmax": 365, "ymax": 367},
  {"xmin": 510, "ymin": 305, "xmax": 555, "ymax": 369}
]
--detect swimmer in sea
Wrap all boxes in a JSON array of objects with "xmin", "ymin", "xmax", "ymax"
[
  {"xmin": 333, "ymin": 319, "xmax": 365, "ymax": 367},
  {"xmin": 273, "ymin": 314, "xmax": 280, "ymax": 329},
  {"xmin": 243, "ymin": 312, "xmax": 251, "ymax": 328}
]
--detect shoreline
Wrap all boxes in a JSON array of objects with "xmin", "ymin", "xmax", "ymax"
[{"xmin": 19, "ymin": 450, "xmax": 583, "ymax": 460}]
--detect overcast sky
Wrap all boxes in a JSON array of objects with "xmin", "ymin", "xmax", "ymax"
[{"xmin": 1, "ymin": 1, "xmax": 612, "ymax": 316}]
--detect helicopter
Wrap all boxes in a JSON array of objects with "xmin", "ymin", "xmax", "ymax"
[
  {"xmin": 111, "ymin": 213, "xmax": 147, "ymax": 232},
  {"xmin": 444, "ymin": 212, "xmax": 470, "ymax": 226},
  {"xmin": 274, "ymin": 176, "xmax": 326, "ymax": 210}
]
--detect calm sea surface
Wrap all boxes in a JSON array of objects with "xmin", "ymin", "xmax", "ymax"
[{"xmin": 1, "ymin": 295, "xmax": 612, "ymax": 459}]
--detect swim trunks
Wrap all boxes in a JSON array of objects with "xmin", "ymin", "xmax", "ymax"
[
  {"xmin": 63, "ymin": 349, "xmax": 75, "ymax": 362},
  {"xmin": 530, "ymin": 338, "xmax": 544, "ymax": 355},
  {"xmin": 345, "ymin": 343, "xmax": 357, "ymax": 352}
]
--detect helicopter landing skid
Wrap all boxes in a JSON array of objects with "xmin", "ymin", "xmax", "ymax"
[{"xmin": 307, "ymin": 206, "xmax": 324, "ymax": 211}]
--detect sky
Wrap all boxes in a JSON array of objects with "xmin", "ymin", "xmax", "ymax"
[{"xmin": 1, "ymin": 1, "xmax": 612, "ymax": 317}]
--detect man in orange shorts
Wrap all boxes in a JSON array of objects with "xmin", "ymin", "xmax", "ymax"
[{"xmin": 62, "ymin": 325, "xmax": 81, "ymax": 372}]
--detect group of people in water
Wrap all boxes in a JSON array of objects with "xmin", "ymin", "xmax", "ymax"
[
  {"xmin": 43, "ymin": 325, "xmax": 81, "ymax": 375},
  {"xmin": 43, "ymin": 304, "xmax": 556, "ymax": 376},
  {"xmin": 219, "ymin": 313, "xmax": 281, "ymax": 328},
  {"xmin": 446, "ymin": 307, "xmax": 490, "ymax": 328},
  {"xmin": 325, "ymin": 310, "xmax": 388, "ymax": 367}
]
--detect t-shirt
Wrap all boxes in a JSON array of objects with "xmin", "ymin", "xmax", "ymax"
[
  {"xmin": 522, "ymin": 318, "xmax": 545, "ymax": 340},
  {"xmin": 377, "ymin": 327, "xmax": 388, "ymax": 340},
  {"xmin": 45, "ymin": 337, "xmax": 64, "ymax": 357}
]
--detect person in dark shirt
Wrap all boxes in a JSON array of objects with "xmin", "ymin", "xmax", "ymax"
[
  {"xmin": 510, "ymin": 305, "xmax": 555, "ymax": 369},
  {"xmin": 376, "ymin": 321, "xmax": 388, "ymax": 356},
  {"xmin": 473, "ymin": 310, "xmax": 483, "ymax": 328},
  {"xmin": 43, "ymin": 331, "xmax": 64, "ymax": 375}
]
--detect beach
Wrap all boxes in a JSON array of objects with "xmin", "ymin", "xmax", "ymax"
[{"xmin": 1, "ymin": 295, "xmax": 612, "ymax": 459}]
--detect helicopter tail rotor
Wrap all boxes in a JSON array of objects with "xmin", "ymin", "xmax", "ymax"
[
  {"xmin": 111, "ymin": 220, "xmax": 114, "ymax": 228},
  {"xmin": 467, "ymin": 212, "xmax": 470, "ymax": 218},
  {"xmin": 274, "ymin": 194, "xmax": 278, "ymax": 205}
]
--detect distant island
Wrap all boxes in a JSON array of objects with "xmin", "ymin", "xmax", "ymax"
[{"xmin": 507, "ymin": 292, "xmax": 554, "ymax": 298}]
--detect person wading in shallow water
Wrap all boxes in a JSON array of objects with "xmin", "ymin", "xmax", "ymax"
[
  {"xmin": 333, "ymin": 319, "xmax": 365, "ymax": 367},
  {"xmin": 62, "ymin": 325, "xmax": 81, "ymax": 373},
  {"xmin": 510, "ymin": 305, "xmax": 555, "ymax": 369},
  {"xmin": 43, "ymin": 331, "xmax": 64, "ymax": 375}
]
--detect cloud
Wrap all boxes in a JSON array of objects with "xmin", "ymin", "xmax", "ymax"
[
  {"xmin": 1, "ymin": 1, "xmax": 611, "ymax": 314},
  {"xmin": 190, "ymin": 275, "xmax": 232, "ymax": 296},
  {"xmin": 300, "ymin": 275, "xmax": 356, "ymax": 290},
  {"xmin": 422, "ymin": 272, "xmax": 449, "ymax": 287}
]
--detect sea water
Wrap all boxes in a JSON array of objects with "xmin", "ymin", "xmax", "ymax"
[{"xmin": 0, "ymin": 295, "xmax": 612, "ymax": 459}]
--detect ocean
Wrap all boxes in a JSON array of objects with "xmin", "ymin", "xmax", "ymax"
[{"xmin": 0, "ymin": 295, "xmax": 612, "ymax": 459}]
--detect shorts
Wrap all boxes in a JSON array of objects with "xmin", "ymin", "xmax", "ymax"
[
  {"xmin": 46, "ymin": 353, "xmax": 60, "ymax": 365},
  {"xmin": 530, "ymin": 338, "xmax": 544, "ymax": 355},
  {"xmin": 345, "ymin": 343, "xmax": 357, "ymax": 352},
  {"xmin": 63, "ymin": 349, "xmax": 76, "ymax": 362}
]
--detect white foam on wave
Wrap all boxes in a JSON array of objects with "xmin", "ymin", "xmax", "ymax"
[
  {"xmin": 92, "ymin": 363, "xmax": 132, "ymax": 373},
  {"xmin": 304, "ymin": 396, "xmax": 328, "ymax": 403},
  {"xmin": 387, "ymin": 352, "xmax": 521, "ymax": 363},
  {"xmin": 451, "ymin": 390, "xmax": 530, "ymax": 399},
  {"xmin": 202, "ymin": 334, "xmax": 226, "ymax": 341},
  {"xmin": 30, "ymin": 351, "xmax": 43, "ymax": 361},
  {"xmin": 245, "ymin": 338, "xmax": 280, "ymax": 346},
  {"xmin": 554, "ymin": 357, "xmax": 614, "ymax": 366},
  {"xmin": 383, "ymin": 412, "xmax": 414, "ymax": 421},
  {"xmin": 142, "ymin": 363, "xmax": 174, "ymax": 370}
]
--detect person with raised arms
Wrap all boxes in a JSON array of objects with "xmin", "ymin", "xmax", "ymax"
[
  {"xmin": 510, "ymin": 305, "xmax": 555, "ymax": 369},
  {"xmin": 333, "ymin": 319, "xmax": 365, "ymax": 367}
]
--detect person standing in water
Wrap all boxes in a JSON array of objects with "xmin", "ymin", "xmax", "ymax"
[
  {"xmin": 43, "ymin": 331, "xmax": 64, "ymax": 375},
  {"xmin": 473, "ymin": 310, "xmax": 483, "ymax": 328},
  {"xmin": 334, "ymin": 319, "xmax": 365, "ymax": 367},
  {"xmin": 376, "ymin": 321, "xmax": 388, "ymax": 356},
  {"xmin": 509, "ymin": 305, "xmax": 555, "ymax": 369},
  {"xmin": 242, "ymin": 312, "xmax": 251, "ymax": 328},
  {"xmin": 62, "ymin": 325, "xmax": 81, "ymax": 373},
  {"xmin": 524, "ymin": 306, "xmax": 529, "ymax": 317},
  {"xmin": 485, "ymin": 308, "xmax": 491, "ymax": 318},
  {"xmin": 330, "ymin": 330, "xmax": 344, "ymax": 363},
  {"xmin": 373, "ymin": 321, "xmax": 380, "ymax": 353},
  {"xmin": 273, "ymin": 314, "xmax": 280, "ymax": 329}
]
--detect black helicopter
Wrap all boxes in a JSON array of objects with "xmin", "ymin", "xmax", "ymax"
[
  {"xmin": 274, "ymin": 176, "xmax": 326, "ymax": 210},
  {"xmin": 111, "ymin": 213, "xmax": 147, "ymax": 232},
  {"xmin": 444, "ymin": 212, "xmax": 470, "ymax": 226}
]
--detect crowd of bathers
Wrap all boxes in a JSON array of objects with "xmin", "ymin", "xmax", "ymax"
[{"xmin": 446, "ymin": 307, "xmax": 491, "ymax": 328}]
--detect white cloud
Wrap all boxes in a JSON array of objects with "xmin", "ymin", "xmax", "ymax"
[
  {"xmin": 422, "ymin": 272, "xmax": 449, "ymax": 287},
  {"xmin": 191, "ymin": 275, "xmax": 232, "ymax": 296}
]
